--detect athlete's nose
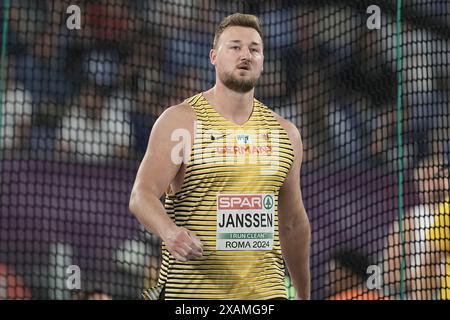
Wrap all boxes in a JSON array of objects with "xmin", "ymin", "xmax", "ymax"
[{"xmin": 240, "ymin": 46, "xmax": 252, "ymax": 61}]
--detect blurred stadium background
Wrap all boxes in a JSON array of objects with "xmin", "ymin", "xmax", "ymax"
[{"xmin": 0, "ymin": 0, "xmax": 449, "ymax": 299}]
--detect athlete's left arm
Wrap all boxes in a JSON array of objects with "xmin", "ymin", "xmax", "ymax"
[{"xmin": 277, "ymin": 117, "xmax": 311, "ymax": 300}]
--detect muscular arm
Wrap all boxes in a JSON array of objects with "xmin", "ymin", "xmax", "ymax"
[
  {"xmin": 276, "ymin": 117, "xmax": 311, "ymax": 300},
  {"xmin": 129, "ymin": 103, "xmax": 203, "ymax": 261}
]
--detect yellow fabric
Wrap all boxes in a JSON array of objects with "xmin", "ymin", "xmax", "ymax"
[
  {"xmin": 426, "ymin": 200, "xmax": 450, "ymax": 299},
  {"xmin": 155, "ymin": 93, "xmax": 295, "ymax": 299}
]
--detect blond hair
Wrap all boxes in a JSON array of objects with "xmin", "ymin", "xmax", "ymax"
[{"xmin": 213, "ymin": 13, "xmax": 263, "ymax": 49}]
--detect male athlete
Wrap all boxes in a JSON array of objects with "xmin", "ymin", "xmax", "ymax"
[{"xmin": 129, "ymin": 13, "xmax": 311, "ymax": 300}]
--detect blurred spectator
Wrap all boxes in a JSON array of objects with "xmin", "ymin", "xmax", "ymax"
[
  {"xmin": 56, "ymin": 85, "xmax": 131, "ymax": 163},
  {"xmin": 5, "ymin": 1, "xmax": 48, "ymax": 56},
  {"xmin": 11, "ymin": 4, "xmax": 76, "ymax": 154},
  {"xmin": 15, "ymin": 28, "xmax": 71, "ymax": 110},
  {"xmin": 287, "ymin": 61, "xmax": 331, "ymax": 168},
  {"xmin": 335, "ymin": 17, "xmax": 409, "ymax": 171},
  {"xmin": 401, "ymin": 26, "xmax": 449, "ymax": 166},
  {"xmin": 0, "ymin": 263, "xmax": 32, "ymax": 299},
  {"xmin": 125, "ymin": 30, "xmax": 164, "ymax": 154},
  {"xmin": 369, "ymin": 115, "xmax": 395, "ymax": 165},
  {"xmin": 382, "ymin": 153, "xmax": 449, "ymax": 299},
  {"xmin": 314, "ymin": 5, "xmax": 360, "ymax": 70},
  {"xmin": 81, "ymin": 45, "xmax": 122, "ymax": 89},
  {"xmin": 1, "ymin": 56, "xmax": 33, "ymax": 151},
  {"xmin": 292, "ymin": 5, "xmax": 323, "ymax": 61},
  {"xmin": 404, "ymin": 72, "xmax": 450, "ymax": 166},
  {"xmin": 256, "ymin": 58, "xmax": 288, "ymax": 107},
  {"xmin": 161, "ymin": 1, "xmax": 215, "ymax": 87},
  {"xmin": 166, "ymin": 66, "xmax": 205, "ymax": 106},
  {"xmin": 368, "ymin": 97, "xmax": 398, "ymax": 170},
  {"xmin": 408, "ymin": 0, "xmax": 449, "ymax": 23},
  {"xmin": 84, "ymin": 0, "xmax": 141, "ymax": 44},
  {"xmin": 326, "ymin": 52, "xmax": 400, "ymax": 170},
  {"xmin": 71, "ymin": 0, "xmax": 143, "ymax": 94},
  {"xmin": 164, "ymin": 30, "xmax": 214, "ymax": 85},
  {"xmin": 257, "ymin": 3, "xmax": 296, "ymax": 51},
  {"xmin": 326, "ymin": 249, "xmax": 383, "ymax": 300},
  {"xmin": 325, "ymin": 88, "xmax": 373, "ymax": 169}
]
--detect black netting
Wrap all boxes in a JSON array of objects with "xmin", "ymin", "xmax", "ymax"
[{"xmin": 0, "ymin": 0, "xmax": 449, "ymax": 300}]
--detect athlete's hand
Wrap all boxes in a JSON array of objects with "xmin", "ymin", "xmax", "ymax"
[{"xmin": 163, "ymin": 226, "xmax": 203, "ymax": 262}]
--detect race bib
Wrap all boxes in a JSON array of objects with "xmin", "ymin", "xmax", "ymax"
[{"xmin": 216, "ymin": 194, "xmax": 275, "ymax": 251}]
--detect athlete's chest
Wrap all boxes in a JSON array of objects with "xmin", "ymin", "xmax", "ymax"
[{"xmin": 190, "ymin": 124, "xmax": 285, "ymax": 169}]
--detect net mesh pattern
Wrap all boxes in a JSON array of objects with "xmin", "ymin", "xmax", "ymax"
[{"xmin": 0, "ymin": 0, "xmax": 449, "ymax": 300}]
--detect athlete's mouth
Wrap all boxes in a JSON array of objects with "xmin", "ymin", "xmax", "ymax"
[{"xmin": 237, "ymin": 64, "xmax": 250, "ymax": 70}]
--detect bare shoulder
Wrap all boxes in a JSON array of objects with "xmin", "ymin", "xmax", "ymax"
[
  {"xmin": 151, "ymin": 101, "xmax": 196, "ymax": 136},
  {"xmin": 269, "ymin": 110, "xmax": 302, "ymax": 146},
  {"xmin": 157, "ymin": 101, "xmax": 196, "ymax": 125}
]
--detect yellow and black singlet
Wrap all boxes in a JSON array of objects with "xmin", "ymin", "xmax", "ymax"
[{"xmin": 145, "ymin": 92, "xmax": 295, "ymax": 299}]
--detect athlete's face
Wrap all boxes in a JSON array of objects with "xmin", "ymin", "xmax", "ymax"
[{"xmin": 210, "ymin": 26, "xmax": 264, "ymax": 93}]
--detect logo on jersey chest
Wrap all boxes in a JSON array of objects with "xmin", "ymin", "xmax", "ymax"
[
  {"xmin": 191, "ymin": 121, "xmax": 286, "ymax": 172},
  {"xmin": 236, "ymin": 134, "xmax": 251, "ymax": 144},
  {"xmin": 211, "ymin": 130, "xmax": 272, "ymax": 155}
]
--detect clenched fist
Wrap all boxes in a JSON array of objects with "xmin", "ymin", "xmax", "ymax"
[{"xmin": 163, "ymin": 226, "xmax": 203, "ymax": 262}]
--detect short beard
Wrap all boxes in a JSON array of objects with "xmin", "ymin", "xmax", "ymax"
[{"xmin": 219, "ymin": 71, "xmax": 259, "ymax": 93}]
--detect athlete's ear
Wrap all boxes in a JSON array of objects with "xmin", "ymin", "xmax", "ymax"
[{"xmin": 210, "ymin": 48, "xmax": 216, "ymax": 66}]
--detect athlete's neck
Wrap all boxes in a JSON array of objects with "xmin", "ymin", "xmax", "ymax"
[{"xmin": 203, "ymin": 84, "xmax": 254, "ymax": 125}]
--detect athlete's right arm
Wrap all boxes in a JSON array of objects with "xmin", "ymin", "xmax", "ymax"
[{"xmin": 129, "ymin": 103, "xmax": 203, "ymax": 262}]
